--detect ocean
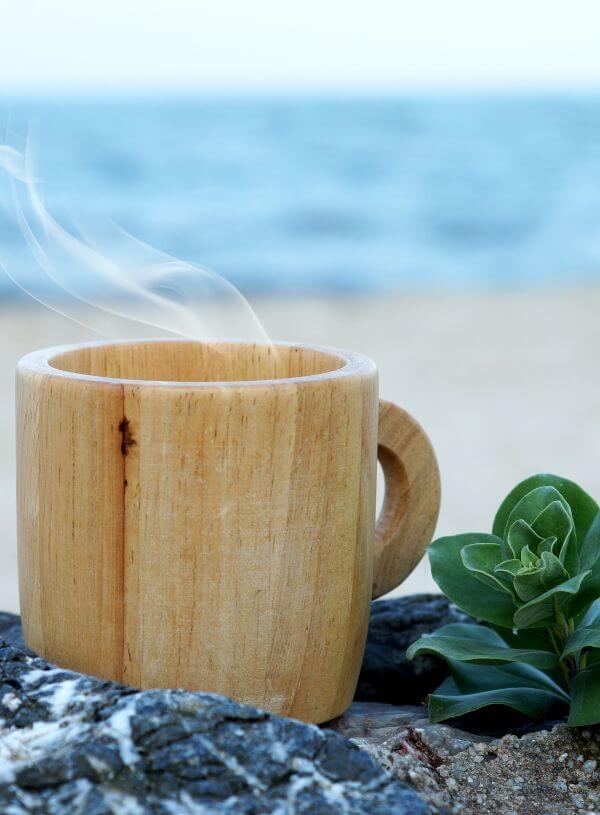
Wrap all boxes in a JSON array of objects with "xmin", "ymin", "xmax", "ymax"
[{"xmin": 3, "ymin": 93, "xmax": 600, "ymax": 294}]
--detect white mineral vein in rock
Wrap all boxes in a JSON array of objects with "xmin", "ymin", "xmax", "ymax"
[
  {"xmin": 0, "ymin": 720, "xmax": 71, "ymax": 783},
  {"xmin": 106, "ymin": 703, "xmax": 141, "ymax": 766},
  {"xmin": 269, "ymin": 740, "xmax": 288, "ymax": 763},
  {"xmin": 21, "ymin": 667, "xmax": 64, "ymax": 685},
  {"xmin": 102, "ymin": 788, "xmax": 147, "ymax": 815},
  {"xmin": 0, "ymin": 693, "xmax": 21, "ymax": 712},
  {"xmin": 163, "ymin": 792, "xmax": 222, "ymax": 814},
  {"xmin": 43, "ymin": 678, "xmax": 80, "ymax": 717}
]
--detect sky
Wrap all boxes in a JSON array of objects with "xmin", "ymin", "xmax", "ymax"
[{"xmin": 1, "ymin": 0, "xmax": 600, "ymax": 92}]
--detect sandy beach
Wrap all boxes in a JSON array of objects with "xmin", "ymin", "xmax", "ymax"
[{"xmin": 2, "ymin": 287, "xmax": 600, "ymax": 614}]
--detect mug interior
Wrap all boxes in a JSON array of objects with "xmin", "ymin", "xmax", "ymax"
[{"xmin": 48, "ymin": 340, "xmax": 346, "ymax": 383}]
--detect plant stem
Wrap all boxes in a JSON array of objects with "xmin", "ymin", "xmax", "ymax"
[
  {"xmin": 553, "ymin": 598, "xmax": 570, "ymax": 642},
  {"xmin": 551, "ymin": 599, "xmax": 575, "ymax": 688},
  {"xmin": 558, "ymin": 660, "xmax": 571, "ymax": 689},
  {"xmin": 547, "ymin": 626, "xmax": 561, "ymax": 655},
  {"xmin": 545, "ymin": 627, "xmax": 570, "ymax": 688}
]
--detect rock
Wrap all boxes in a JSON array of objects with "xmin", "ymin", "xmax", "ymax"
[
  {"xmin": 347, "ymin": 740, "xmax": 454, "ymax": 815},
  {"xmin": 355, "ymin": 595, "xmax": 471, "ymax": 706},
  {"xmin": 0, "ymin": 612, "xmax": 25, "ymax": 648},
  {"xmin": 0, "ymin": 613, "xmax": 432, "ymax": 814},
  {"xmin": 330, "ymin": 702, "xmax": 494, "ymax": 756}
]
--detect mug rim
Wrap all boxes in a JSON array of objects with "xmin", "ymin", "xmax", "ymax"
[{"xmin": 18, "ymin": 337, "xmax": 377, "ymax": 388}]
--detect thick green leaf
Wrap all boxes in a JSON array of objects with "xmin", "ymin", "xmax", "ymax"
[
  {"xmin": 407, "ymin": 623, "xmax": 558, "ymax": 669},
  {"xmin": 520, "ymin": 546, "xmax": 537, "ymax": 567},
  {"xmin": 428, "ymin": 674, "xmax": 569, "ymax": 724},
  {"xmin": 447, "ymin": 656, "xmax": 569, "ymax": 697},
  {"xmin": 502, "ymin": 487, "xmax": 570, "ymax": 543},
  {"xmin": 543, "ymin": 550, "xmax": 568, "ymax": 586},
  {"xmin": 461, "ymin": 543, "xmax": 513, "ymax": 595},
  {"xmin": 569, "ymin": 568, "xmax": 600, "ymax": 619},
  {"xmin": 506, "ymin": 520, "xmax": 541, "ymax": 559},
  {"xmin": 587, "ymin": 650, "xmax": 600, "ymax": 666},
  {"xmin": 513, "ymin": 551, "xmax": 567, "ymax": 603},
  {"xmin": 494, "ymin": 559, "xmax": 521, "ymax": 591},
  {"xmin": 429, "ymin": 686, "xmax": 567, "ymax": 724},
  {"xmin": 538, "ymin": 536, "xmax": 558, "ymax": 555},
  {"xmin": 572, "ymin": 513, "xmax": 600, "ymax": 615},
  {"xmin": 532, "ymin": 500, "xmax": 579, "ymax": 576},
  {"xmin": 429, "ymin": 533, "xmax": 515, "ymax": 628},
  {"xmin": 513, "ymin": 572, "xmax": 591, "ymax": 629},
  {"xmin": 568, "ymin": 666, "xmax": 600, "ymax": 726},
  {"xmin": 491, "ymin": 624, "xmax": 553, "ymax": 651},
  {"xmin": 531, "ymin": 500, "xmax": 573, "ymax": 547},
  {"xmin": 579, "ymin": 598, "xmax": 600, "ymax": 627},
  {"xmin": 561, "ymin": 619, "xmax": 600, "ymax": 659},
  {"xmin": 514, "ymin": 570, "xmax": 542, "ymax": 603},
  {"xmin": 572, "ymin": 599, "xmax": 600, "ymax": 652},
  {"xmin": 580, "ymin": 511, "xmax": 600, "ymax": 573},
  {"xmin": 493, "ymin": 474, "xmax": 598, "ymax": 544},
  {"xmin": 495, "ymin": 559, "xmax": 521, "ymax": 576}
]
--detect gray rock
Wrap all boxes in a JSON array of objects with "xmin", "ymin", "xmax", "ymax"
[
  {"xmin": 355, "ymin": 595, "xmax": 471, "ymax": 706},
  {"xmin": 345, "ymin": 740, "xmax": 454, "ymax": 815},
  {"xmin": 329, "ymin": 702, "xmax": 494, "ymax": 756},
  {"xmin": 0, "ymin": 612, "xmax": 25, "ymax": 648},
  {"xmin": 0, "ymin": 613, "xmax": 432, "ymax": 814}
]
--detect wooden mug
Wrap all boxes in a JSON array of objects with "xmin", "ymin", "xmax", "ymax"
[{"xmin": 17, "ymin": 338, "xmax": 440, "ymax": 723}]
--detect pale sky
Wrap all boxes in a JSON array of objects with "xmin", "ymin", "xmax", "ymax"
[{"xmin": 2, "ymin": 0, "xmax": 600, "ymax": 91}]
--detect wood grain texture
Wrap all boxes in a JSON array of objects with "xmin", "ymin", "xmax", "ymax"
[
  {"xmin": 17, "ymin": 369, "xmax": 125, "ymax": 679},
  {"xmin": 372, "ymin": 400, "xmax": 441, "ymax": 599},
  {"xmin": 17, "ymin": 339, "xmax": 439, "ymax": 723}
]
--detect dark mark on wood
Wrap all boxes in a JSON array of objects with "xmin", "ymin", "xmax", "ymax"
[{"xmin": 119, "ymin": 419, "xmax": 136, "ymax": 456}]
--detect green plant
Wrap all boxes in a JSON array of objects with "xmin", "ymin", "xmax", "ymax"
[{"xmin": 407, "ymin": 474, "xmax": 600, "ymax": 727}]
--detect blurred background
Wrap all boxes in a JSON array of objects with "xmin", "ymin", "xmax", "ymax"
[{"xmin": 2, "ymin": 0, "xmax": 600, "ymax": 611}]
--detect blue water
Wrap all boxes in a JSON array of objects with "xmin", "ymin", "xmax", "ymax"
[{"xmin": 3, "ymin": 94, "xmax": 600, "ymax": 293}]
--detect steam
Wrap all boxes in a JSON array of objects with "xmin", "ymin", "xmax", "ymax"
[{"xmin": 0, "ymin": 135, "xmax": 270, "ymax": 341}]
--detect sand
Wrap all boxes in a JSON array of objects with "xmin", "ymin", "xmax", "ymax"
[{"xmin": 2, "ymin": 287, "xmax": 600, "ymax": 614}]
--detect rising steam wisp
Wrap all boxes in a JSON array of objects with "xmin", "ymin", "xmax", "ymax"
[{"xmin": 0, "ymin": 134, "xmax": 270, "ymax": 342}]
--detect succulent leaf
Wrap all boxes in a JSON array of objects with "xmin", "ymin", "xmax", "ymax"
[
  {"xmin": 460, "ymin": 542, "xmax": 514, "ymax": 595},
  {"xmin": 493, "ymin": 474, "xmax": 598, "ymax": 544},
  {"xmin": 561, "ymin": 618, "xmax": 600, "ymax": 660},
  {"xmin": 428, "ymin": 680, "xmax": 569, "ymax": 724},
  {"xmin": 407, "ymin": 623, "xmax": 559, "ymax": 669},
  {"xmin": 567, "ymin": 665, "xmax": 600, "ymax": 726},
  {"xmin": 506, "ymin": 519, "xmax": 542, "ymax": 559},
  {"xmin": 512, "ymin": 551, "xmax": 568, "ymax": 603},
  {"xmin": 578, "ymin": 598, "xmax": 600, "ymax": 627},
  {"xmin": 490, "ymin": 624, "xmax": 553, "ymax": 650},
  {"xmin": 502, "ymin": 487, "xmax": 570, "ymax": 543},
  {"xmin": 427, "ymin": 659, "xmax": 569, "ymax": 723},
  {"xmin": 513, "ymin": 571, "xmax": 591, "ymax": 629},
  {"xmin": 494, "ymin": 559, "xmax": 521, "ymax": 577},
  {"xmin": 537, "ymin": 536, "xmax": 557, "ymax": 555},
  {"xmin": 429, "ymin": 533, "xmax": 515, "ymax": 628},
  {"xmin": 572, "ymin": 513, "xmax": 600, "ymax": 614},
  {"xmin": 531, "ymin": 500, "xmax": 573, "ymax": 548},
  {"xmin": 520, "ymin": 545, "xmax": 538, "ymax": 568},
  {"xmin": 531, "ymin": 500, "xmax": 580, "ymax": 577},
  {"xmin": 493, "ymin": 558, "xmax": 521, "ymax": 592},
  {"xmin": 579, "ymin": 512, "xmax": 600, "ymax": 573}
]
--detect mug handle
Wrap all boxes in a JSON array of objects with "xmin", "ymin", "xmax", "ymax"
[{"xmin": 372, "ymin": 400, "xmax": 441, "ymax": 599}]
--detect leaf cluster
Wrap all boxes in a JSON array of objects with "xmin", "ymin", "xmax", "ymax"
[{"xmin": 408, "ymin": 474, "xmax": 600, "ymax": 727}]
